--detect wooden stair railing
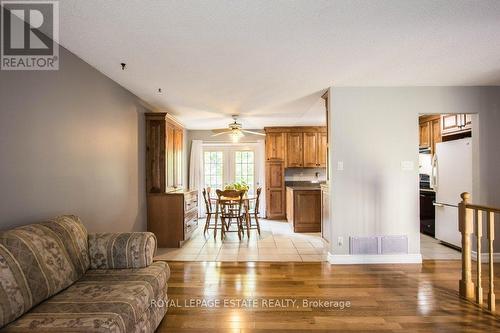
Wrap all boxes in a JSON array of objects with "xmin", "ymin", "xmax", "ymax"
[{"xmin": 459, "ymin": 192, "xmax": 497, "ymax": 312}]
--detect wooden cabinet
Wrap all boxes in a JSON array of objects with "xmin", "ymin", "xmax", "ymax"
[
  {"xmin": 266, "ymin": 161, "xmax": 285, "ymax": 219},
  {"xmin": 265, "ymin": 132, "xmax": 285, "ymax": 161},
  {"xmin": 441, "ymin": 114, "xmax": 472, "ymax": 136},
  {"xmin": 419, "ymin": 115, "xmax": 441, "ymax": 154},
  {"xmin": 147, "ymin": 190, "xmax": 198, "ymax": 248},
  {"xmin": 320, "ymin": 184, "xmax": 330, "ymax": 243},
  {"xmin": 286, "ymin": 187, "xmax": 321, "ymax": 233},
  {"xmin": 286, "ymin": 133, "xmax": 303, "ymax": 167},
  {"xmin": 146, "ymin": 113, "xmax": 184, "ymax": 193},
  {"xmin": 419, "ymin": 122, "xmax": 431, "ymax": 149},
  {"xmin": 303, "ymin": 132, "xmax": 317, "ymax": 167},
  {"xmin": 303, "ymin": 132, "xmax": 327, "ymax": 167},
  {"xmin": 146, "ymin": 113, "xmax": 192, "ymax": 247},
  {"xmin": 264, "ymin": 126, "xmax": 327, "ymax": 220}
]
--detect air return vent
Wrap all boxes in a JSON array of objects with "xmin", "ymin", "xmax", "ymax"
[{"xmin": 349, "ymin": 236, "xmax": 408, "ymax": 255}]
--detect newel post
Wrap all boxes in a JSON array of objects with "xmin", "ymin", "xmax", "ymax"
[{"xmin": 459, "ymin": 192, "xmax": 475, "ymax": 300}]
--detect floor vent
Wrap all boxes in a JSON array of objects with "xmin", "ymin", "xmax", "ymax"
[{"xmin": 350, "ymin": 235, "xmax": 408, "ymax": 255}]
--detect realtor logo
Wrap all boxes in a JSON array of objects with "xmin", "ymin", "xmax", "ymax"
[{"xmin": 1, "ymin": 0, "xmax": 59, "ymax": 70}]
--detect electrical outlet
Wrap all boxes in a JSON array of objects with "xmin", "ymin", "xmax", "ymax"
[{"xmin": 338, "ymin": 236, "xmax": 343, "ymax": 246}]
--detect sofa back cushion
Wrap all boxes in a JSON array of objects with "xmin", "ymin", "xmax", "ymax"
[{"xmin": 0, "ymin": 215, "xmax": 89, "ymax": 328}]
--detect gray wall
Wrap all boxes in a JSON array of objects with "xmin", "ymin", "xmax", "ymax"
[
  {"xmin": 0, "ymin": 46, "xmax": 151, "ymax": 232},
  {"xmin": 328, "ymin": 87, "xmax": 500, "ymax": 255}
]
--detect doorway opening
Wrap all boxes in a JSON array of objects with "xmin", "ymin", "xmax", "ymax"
[{"xmin": 418, "ymin": 114, "xmax": 475, "ymax": 260}]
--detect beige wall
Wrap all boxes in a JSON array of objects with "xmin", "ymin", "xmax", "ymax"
[
  {"xmin": 0, "ymin": 46, "xmax": 152, "ymax": 232},
  {"xmin": 328, "ymin": 87, "xmax": 500, "ymax": 255}
]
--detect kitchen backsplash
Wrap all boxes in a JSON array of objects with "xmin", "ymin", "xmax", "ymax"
[{"xmin": 284, "ymin": 168, "xmax": 327, "ymax": 182}]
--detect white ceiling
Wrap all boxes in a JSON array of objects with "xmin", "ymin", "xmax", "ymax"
[{"xmin": 57, "ymin": 0, "xmax": 500, "ymax": 129}]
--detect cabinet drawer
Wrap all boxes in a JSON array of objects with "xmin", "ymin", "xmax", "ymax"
[
  {"xmin": 184, "ymin": 218, "xmax": 198, "ymax": 240},
  {"xmin": 185, "ymin": 193, "xmax": 198, "ymax": 211},
  {"xmin": 184, "ymin": 208, "xmax": 198, "ymax": 223}
]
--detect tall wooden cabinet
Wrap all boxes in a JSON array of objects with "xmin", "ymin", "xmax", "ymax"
[
  {"xmin": 265, "ymin": 160, "xmax": 285, "ymax": 219},
  {"xmin": 145, "ymin": 113, "xmax": 197, "ymax": 248}
]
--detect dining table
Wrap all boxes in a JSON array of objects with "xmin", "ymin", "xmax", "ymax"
[{"xmin": 209, "ymin": 194, "xmax": 256, "ymax": 237}]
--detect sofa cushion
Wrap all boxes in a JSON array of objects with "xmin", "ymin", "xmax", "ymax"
[
  {"xmin": 88, "ymin": 232, "xmax": 157, "ymax": 269},
  {"xmin": 2, "ymin": 261, "xmax": 169, "ymax": 332},
  {"xmin": 0, "ymin": 215, "xmax": 89, "ymax": 328}
]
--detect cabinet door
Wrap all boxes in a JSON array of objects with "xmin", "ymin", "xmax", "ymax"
[
  {"xmin": 265, "ymin": 132, "xmax": 285, "ymax": 161},
  {"xmin": 286, "ymin": 132, "xmax": 303, "ymax": 167},
  {"xmin": 166, "ymin": 124, "xmax": 175, "ymax": 190},
  {"xmin": 419, "ymin": 122, "xmax": 431, "ymax": 148},
  {"xmin": 303, "ymin": 132, "xmax": 317, "ymax": 167},
  {"xmin": 440, "ymin": 114, "xmax": 460, "ymax": 135},
  {"xmin": 431, "ymin": 118, "xmax": 441, "ymax": 154},
  {"xmin": 317, "ymin": 132, "xmax": 328, "ymax": 167},
  {"xmin": 174, "ymin": 128, "xmax": 183, "ymax": 188},
  {"xmin": 145, "ymin": 119, "xmax": 166, "ymax": 193},
  {"xmin": 266, "ymin": 161, "xmax": 285, "ymax": 219}
]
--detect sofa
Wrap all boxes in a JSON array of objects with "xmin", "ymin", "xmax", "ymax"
[{"xmin": 0, "ymin": 215, "xmax": 170, "ymax": 332}]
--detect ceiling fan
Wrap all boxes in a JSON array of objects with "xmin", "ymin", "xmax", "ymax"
[{"xmin": 211, "ymin": 115, "xmax": 266, "ymax": 142}]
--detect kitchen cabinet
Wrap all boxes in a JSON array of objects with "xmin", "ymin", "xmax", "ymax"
[
  {"xmin": 265, "ymin": 132, "xmax": 285, "ymax": 161},
  {"xmin": 286, "ymin": 132, "xmax": 303, "ymax": 167},
  {"xmin": 419, "ymin": 122, "xmax": 431, "ymax": 149},
  {"xmin": 286, "ymin": 187, "xmax": 321, "ymax": 233},
  {"xmin": 266, "ymin": 160, "xmax": 285, "ymax": 219},
  {"xmin": 264, "ymin": 126, "xmax": 327, "ymax": 220},
  {"xmin": 441, "ymin": 114, "xmax": 472, "ymax": 136},
  {"xmin": 304, "ymin": 132, "xmax": 327, "ymax": 167},
  {"xmin": 419, "ymin": 115, "xmax": 441, "ymax": 154}
]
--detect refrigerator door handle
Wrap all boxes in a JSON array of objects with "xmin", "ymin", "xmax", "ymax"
[{"xmin": 430, "ymin": 154, "xmax": 438, "ymax": 190}]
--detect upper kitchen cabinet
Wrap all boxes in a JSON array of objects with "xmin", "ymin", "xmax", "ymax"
[
  {"xmin": 419, "ymin": 115, "xmax": 441, "ymax": 154},
  {"xmin": 441, "ymin": 114, "xmax": 472, "ymax": 136},
  {"xmin": 304, "ymin": 132, "xmax": 328, "ymax": 167},
  {"xmin": 287, "ymin": 132, "xmax": 304, "ymax": 167},
  {"xmin": 145, "ymin": 112, "xmax": 184, "ymax": 193},
  {"xmin": 419, "ymin": 121, "xmax": 431, "ymax": 149},
  {"xmin": 265, "ymin": 132, "xmax": 285, "ymax": 161}
]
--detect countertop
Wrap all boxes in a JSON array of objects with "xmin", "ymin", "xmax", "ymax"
[{"xmin": 286, "ymin": 186, "xmax": 321, "ymax": 191}]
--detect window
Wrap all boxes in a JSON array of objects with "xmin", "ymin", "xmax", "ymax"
[
  {"xmin": 235, "ymin": 151, "xmax": 255, "ymax": 194},
  {"xmin": 204, "ymin": 151, "xmax": 223, "ymax": 191}
]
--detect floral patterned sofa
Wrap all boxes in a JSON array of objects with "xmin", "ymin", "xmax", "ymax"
[{"xmin": 0, "ymin": 215, "xmax": 169, "ymax": 332}]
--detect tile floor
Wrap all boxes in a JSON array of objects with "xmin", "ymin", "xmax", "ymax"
[
  {"xmin": 155, "ymin": 219, "xmax": 327, "ymax": 262},
  {"xmin": 154, "ymin": 220, "xmax": 460, "ymax": 262},
  {"xmin": 420, "ymin": 233, "xmax": 461, "ymax": 260}
]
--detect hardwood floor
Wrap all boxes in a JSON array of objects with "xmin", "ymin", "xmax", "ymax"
[{"xmin": 156, "ymin": 260, "xmax": 500, "ymax": 332}]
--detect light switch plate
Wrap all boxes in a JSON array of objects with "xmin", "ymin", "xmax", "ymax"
[
  {"xmin": 401, "ymin": 161, "xmax": 414, "ymax": 171},
  {"xmin": 337, "ymin": 161, "xmax": 344, "ymax": 171}
]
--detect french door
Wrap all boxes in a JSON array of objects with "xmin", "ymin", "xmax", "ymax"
[{"xmin": 203, "ymin": 145, "xmax": 258, "ymax": 195}]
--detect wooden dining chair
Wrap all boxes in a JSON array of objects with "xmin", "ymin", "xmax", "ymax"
[
  {"xmin": 247, "ymin": 187, "xmax": 262, "ymax": 235},
  {"xmin": 216, "ymin": 189, "xmax": 245, "ymax": 240},
  {"xmin": 202, "ymin": 188, "xmax": 219, "ymax": 238}
]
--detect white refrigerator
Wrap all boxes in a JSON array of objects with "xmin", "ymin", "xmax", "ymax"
[{"xmin": 432, "ymin": 138, "xmax": 472, "ymax": 248}]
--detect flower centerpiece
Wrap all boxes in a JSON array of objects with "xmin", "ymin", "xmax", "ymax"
[{"xmin": 224, "ymin": 181, "xmax": 249, "ymax": 193}]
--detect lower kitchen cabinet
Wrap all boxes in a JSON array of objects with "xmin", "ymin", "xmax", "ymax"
[{"xmin": 286, "ymin": 187, "xmax": 321, "ymax": 232}]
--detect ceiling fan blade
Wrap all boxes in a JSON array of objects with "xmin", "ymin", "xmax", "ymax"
[
  {"xmin": 211, "ymin": 131, "xmax": 232, "ymax": 137},
  {"xmin": 241, "ymin": 130, "xmax": 266, "ymax": 136},
  {"xmin": 212, "ymin": 128, "xmax": 231, "ymax": 134}
]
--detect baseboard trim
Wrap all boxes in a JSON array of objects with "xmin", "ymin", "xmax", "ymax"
[
  {"xmin": 327, "ymin": 252, "xmax": 422, "ymax": 264},
  {"xmin": 471, "ymin": 251, "xmax": 500, "ymax": 263}
]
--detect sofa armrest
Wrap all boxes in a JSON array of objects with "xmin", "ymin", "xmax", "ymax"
[{"xmin": 88, "ymin": 232, "xmax": 157, "ymax": 269}]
